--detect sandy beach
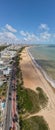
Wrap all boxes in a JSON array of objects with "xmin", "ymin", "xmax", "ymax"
[{"xmin": 20, "ymin": 47, "xmax": 55, "ymax": 130}]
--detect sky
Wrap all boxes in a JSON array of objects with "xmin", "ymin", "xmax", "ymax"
[{"xmin": 0, "ymin": 0, "xmax": 55, "ymax": 44}]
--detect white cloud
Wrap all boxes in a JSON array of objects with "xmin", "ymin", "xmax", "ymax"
[
  {"xmin": 0, "ymin": 24, "xmax": 19, "ymax": 44},
  {"xmin": 26, "ymin": 34, "xmax": 39, "ymax": 42},
  {"xmin": 40, "ymin": 32, "xmax": 51, "ymax": 41},
  {"xmin": 0, "ymin": 23, "xmax": 54, "ymax": 44},
  {"xmin": 39, "ymin": 24, "xmax": 49, "ymax": 31},
  {"xmin": 0, "ymin": 31, "xmax": 18, "ymax": 44},
  {"xmin": 5, "ymin": 24, "xmax": 17, "ymax": 33},
  {"xmin": 20, "ymin": 30, "xmax": 40, "ymax": 43},
  {"xmin": 20, "ymin": 30, "xmax": 30, "ymax": 37},
  {"xmin": 4, "ymin": 31, "xmax": 17, "ymax": 39},
  {"xmin": 20, "ymin": 30, "xmax": 51, "ymax": 43},
  {"xmin": 20, "ymin": 30, "xmax": 27, "ymax": 36}
]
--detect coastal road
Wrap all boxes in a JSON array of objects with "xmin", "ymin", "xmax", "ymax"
[
  {"xmin": 4, "ymin": 61, "xmax": 20, "ymax": 130},
  {"xmin": 4, "ymin": 60, "xmax": 20, "ymax": 130},
  {"xmin": 4, "ymin": 80, "xmax": 12, "ymax": 130},
  {"xmin": 4, "ymin": 64, "xmax": 14, "ymax": 130}
]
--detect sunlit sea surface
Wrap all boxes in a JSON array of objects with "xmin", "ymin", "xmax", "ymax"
[{"xmin": 29, "ymin": 45, "xmax": 55, "ymax": 81}]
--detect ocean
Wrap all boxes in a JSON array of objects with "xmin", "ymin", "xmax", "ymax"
[{"xmin": 29, "ymin": 45, "xmax": 55, "ymax": 87}]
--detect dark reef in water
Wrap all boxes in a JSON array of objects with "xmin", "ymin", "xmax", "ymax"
[{"xmin": 47, "ymin": 44, "xmax": 55, "ymax": 47}]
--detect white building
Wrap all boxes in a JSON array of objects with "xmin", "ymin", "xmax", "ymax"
[{"xmin": 3, "ymin": 67, "xmax": 11, "ymax": 76}]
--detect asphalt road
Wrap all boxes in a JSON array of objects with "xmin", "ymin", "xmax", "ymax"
[
  {"xmin": 4, "ymin": 61, "xmax": 20, "ymax": 130},
  {"xmin": 4, "ymin": 79, "xmax": 12, "ymax": 130},
  {"xmin": 4, "ymin": 64, "xmax": 15, "ymax": 130}
]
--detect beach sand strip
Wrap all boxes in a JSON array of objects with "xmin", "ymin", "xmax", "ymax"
[{"xmin": 20, "ymin": 48, "xmax": 55, "ymax": 130}]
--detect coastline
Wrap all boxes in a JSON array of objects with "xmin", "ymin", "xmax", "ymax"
[{"xmin": 27, "ymin": 47, "xmax": 55, "ymax": 89}]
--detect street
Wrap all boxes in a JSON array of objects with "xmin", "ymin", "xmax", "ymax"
[
  {"xmin": 4, "ymin": 76, "xmax": 12, "ymax": 130},
  {"xmin": 4, "ymin": 61, "xmax": 19, "ymax": 130}
]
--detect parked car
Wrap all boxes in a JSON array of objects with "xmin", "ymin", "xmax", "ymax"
[
  {"xmin": 13, "ymin": 98, "xmax": 15, "ymax": 101},
  {"xmin": 9, "ymin": 97, "xmax": 11, "ymax": 100},
  {"xmin": 12, "ymin": 114, "xmax": 18, "ymax": 122},
  {"xmin": 14, "ymin": 113, "xmax": 18, "ymax": 121},
  {"xmin": 9, "ymin": 126, "xmax": 13, "ymax": 130},
  {"xmin": 9, "ymin": 92, "xmax": 11, "ymax": 95}
]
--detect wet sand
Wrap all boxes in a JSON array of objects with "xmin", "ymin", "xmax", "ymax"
[{"xmin": 20, "ymin": 47, "xmax": 55, "ymax": 130}]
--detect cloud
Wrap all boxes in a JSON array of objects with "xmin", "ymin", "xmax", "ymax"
[
  {"xmin": 4, "ymin": 31, "xmax": 17, "ymax": 39},
  {"xmin": 20, "ymin": 30, "xmax": 40, "ymax": 43},
  {"xmin": 5, "ymin": 24, "xmax": 17, "ymax": 33},
  {"xmin": 20, "ymin": 30, "xmax": 51, "ymax": 43},
  {"xmin": 26, "ymin": 34, "xmax": 39, "ymax": 42},
  {"xmin": 20, "ymin": 30, "xmax": 27, "ymax": 36},
  {"xmin": 0, "ymin": 24, "xmax": 19, "ymax": 44},
  {"xmin": 39, "ymin": 24, "xmax": 49, "ymax": 31},
  {"xmin": 0, "ymin": 31, "xmax": 19, "ymax": 44},
  {"xmin": 40, "ymin": 32, "xmax": 51, "ymax": 41},
  {"xmin": 20, "ymin": 30, "xmax": 29, "ymax": 37},
  {"xmin": 21, "ymin": 24, "xmax": 51, "ymax": 43},
  {"xmin": 0, "ymin": 24, "xmax": 21, "ymax": 44},
  {"xmin": 0, "ymin": 23, "xmax": 54, "ymax": 44}
]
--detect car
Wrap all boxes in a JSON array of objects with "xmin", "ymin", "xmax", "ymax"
[
  {"xmin": 11, "ymin": 85, "xmax": 14, "ymax": 88},
  {"xmin": 9, "ymin": 92, "xmax": 11, "ymax": 95},
  {"xmin": 9, "ymin": 126, "xmax": 13, "ymax": 130},
  {"xmin": 12, "ymin": 88, "xmax": 16, "ymax": 91},
  {"xmin": 9, "ymin": 97, "xmax": 11, "ymax": 100},
  {"xmin": 13, "ymin": 98, "xmax": 15, "ymax": 101},
  {"xmin": 12, "ymin": 117, "xmax": 16, "ymax": 123},
  {"xmin": 12, "ymin": 114, "xmax": 18, "ymax": 122},
  {"xmin": 14, "ymin": 114, "xmax": 18, "ymax": 121}
]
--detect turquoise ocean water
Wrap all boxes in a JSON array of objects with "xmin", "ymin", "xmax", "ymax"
[{"xmin": 29, "ymin": 45, "xmax": 55, "ymax": 81}]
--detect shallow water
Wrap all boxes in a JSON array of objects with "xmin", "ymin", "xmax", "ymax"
[{"xmin": 29, "ymin": 45, "xmax": 55, "ymax": 80}]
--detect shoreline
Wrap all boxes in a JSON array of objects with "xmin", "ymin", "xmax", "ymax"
[{"xmin": 27, "ymin": 47, "xmax": 55, "ymax": 89}]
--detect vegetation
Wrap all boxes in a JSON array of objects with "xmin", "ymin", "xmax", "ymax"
[
  {"xmin": 0, "ymin": 45, "xmax": 8, "ymax": 51},
  {"xmin": 17, "ymin": 85, "xmax": 48, "ymax": 114},
  {"xmin": 9, "ymin": 60, "xmax": 13, "ymax": 64},
  {"xmin": 0, "ymin": 82, "xmax": 8, "ymax": 98},
  {"xmin": 36, "ymin": 87, "xmax": 48, "ymax": 108},
  {"xmin": 20, "ymin": 116, "xmax": 49, "ymax": 130}
]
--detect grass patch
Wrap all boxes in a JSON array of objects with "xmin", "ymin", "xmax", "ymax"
[
  {"xmin": 17, "ymin": 86, "xmax": 48, "ymax": 114},
  {"xmin": 36, "ymin": 87, "xmax": 48, "ymax": 108},
  {"xmin": 20, "ymin": 116, "xmax": 49, "ymax": 130}
]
